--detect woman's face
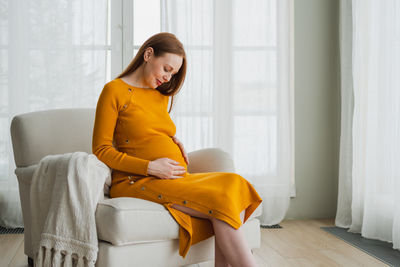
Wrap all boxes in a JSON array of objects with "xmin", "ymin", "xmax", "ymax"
[{"xmin": 143, "ymin": 48, "xmax": 183, "ymax": 89}]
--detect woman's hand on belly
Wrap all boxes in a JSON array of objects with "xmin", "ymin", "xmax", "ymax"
[
  {"xmin": 147, "ymin": 158, "xmax": 186, "ymax": 179},
  {"xmin": 172, "ymin": 136, "xmax": 190, "ymax": 165}
]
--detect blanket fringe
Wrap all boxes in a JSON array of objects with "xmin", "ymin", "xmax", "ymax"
[
  {"xmin": 52, "ymin": 250, "xmax": 62, "ymax": 266},
  {"xmin": 34, "ymin": 245, "xmax": 96, "ymax": 267},
  {"xmin": 43, "ymin": 247, "xmax": 51, "ymax": 266},
  {"xmin": 64, "ymin": 251, "xmax": 73, "ymax": 267},
  {"xmin": 36, "ymin": 246, "xmax": 43, "ymax": 266}
]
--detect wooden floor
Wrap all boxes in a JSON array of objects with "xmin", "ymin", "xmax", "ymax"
[
  {"xmin": 250, "ymin": 219, "xmax": 388, "ymax": 267},
  {"xmin": 0, "ymin": 219, "xmax": 389, "ymax": 267}
]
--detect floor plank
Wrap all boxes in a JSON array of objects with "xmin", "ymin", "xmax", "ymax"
[
  {"xmin": 0, "ymin": 234, "xmax": 24, "ymax": 267},
  {"xmin": 8, "ymin": 238, "xmax": 28, "ymax": 267}
]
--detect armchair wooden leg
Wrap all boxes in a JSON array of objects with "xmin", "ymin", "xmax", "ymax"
[{"xmin": 28, "ymin": 257, "xmax": 34, "ymax": 266}]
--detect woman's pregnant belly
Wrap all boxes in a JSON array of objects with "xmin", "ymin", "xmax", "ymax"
[{"xmin": 131, "ymin": 135, "xmax": 187, "ymax": 171}]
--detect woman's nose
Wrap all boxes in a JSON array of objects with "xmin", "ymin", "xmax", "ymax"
[{"xmin": 163, "ymin": 74, "xmax": 171, "ymax": 82}]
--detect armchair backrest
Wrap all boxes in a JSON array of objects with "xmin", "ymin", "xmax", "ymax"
[{"xmin": 10, "ymin": 108, "xmax": 95, "ymax": 167}]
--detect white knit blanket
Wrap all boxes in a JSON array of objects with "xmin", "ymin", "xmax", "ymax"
[{"xmin": 30, "ymin": 152, "xmax": 111, "ymax": 267}]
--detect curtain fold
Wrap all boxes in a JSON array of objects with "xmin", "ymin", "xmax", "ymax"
[
  {"xmin": 337, "ymin": 0, "xmax": 400, "ymax": 249},
  {"xmin": 161, "ymin": 0, "xmax": 293, "ymax": 226},
  {"xmin": 0, "ymin": 0, "xmax": 108, "ymax": 227},
  {"xmin": 335, "ymin": 0, "xmax": 353, "ymax": 229}
]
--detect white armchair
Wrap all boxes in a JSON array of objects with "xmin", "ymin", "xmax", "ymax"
[{"xmin": 10, "ymin": 108, "xmax": 261, "ymax": 267}]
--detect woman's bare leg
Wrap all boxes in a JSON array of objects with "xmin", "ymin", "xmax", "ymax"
[
  {"xmin": 170, "ymin": 204, "xmax": 256, "ymax": 267},
  {"xmin": 215, "ymin": 209, "xmax": 245, "ymax": 266},
  {"xmin": 170, "ymin": 204, "xmax": 230, "ymax": 266},
  {"xmin": 211, "ymin": 217, "xmax": 257, "ymax": 267},
  {"xmin": 215, "ymin": 240, "xmax": 231, "ymax": 267}
]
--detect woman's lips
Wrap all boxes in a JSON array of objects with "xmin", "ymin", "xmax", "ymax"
[{"xmin": 156, "ymin": 79, "xmax": 162, "ymax": 86}]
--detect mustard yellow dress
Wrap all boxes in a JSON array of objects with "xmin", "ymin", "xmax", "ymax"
[{"xmin": 92, "ymin": 78, "xmax": 262, "ymax": 257}]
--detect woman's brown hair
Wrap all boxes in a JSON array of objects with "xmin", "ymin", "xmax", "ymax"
[{"xmin": 117, "ymin": 32, "xmax": 187, "ymax": 113}]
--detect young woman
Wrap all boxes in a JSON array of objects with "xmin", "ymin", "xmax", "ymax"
[{"xmin": 92, "ymin": 32, "xmax": 262, "ymax": 267}]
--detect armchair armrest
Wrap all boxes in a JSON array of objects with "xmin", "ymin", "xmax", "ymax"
[{"xmin": 187, "ymin": 148, "xmax": 235, "ymax": 173}]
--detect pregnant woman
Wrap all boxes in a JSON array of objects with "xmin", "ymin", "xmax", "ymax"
[{"xmin": 92, "ymin": 32, "xmax": 262, "ymax": 267}]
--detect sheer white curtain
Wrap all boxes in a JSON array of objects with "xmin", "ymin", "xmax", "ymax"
[
  {"xmin": 0, "ymin": 0, "xmax": 108, "ymax": 227},
  {"xmin": 337, "ymin": 0, "xmax": 400, "ymax": 249},
  {"xmin": 161, "ymin": 0, "xmax": 294, "ymax": 226}
]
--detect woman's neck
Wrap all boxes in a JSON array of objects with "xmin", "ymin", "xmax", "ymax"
[{"xmin": 121, "ymin": 65, "xmax": 152, "ymax": 89}]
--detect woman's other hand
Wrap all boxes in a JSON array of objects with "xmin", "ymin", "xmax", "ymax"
[
  {"xmin": 172, "ymin": 136, "xmax": 190, "ymax": 165},
  {"xmin": 147, "ymin": 158, "xmax": 186, "ymax": 179}
]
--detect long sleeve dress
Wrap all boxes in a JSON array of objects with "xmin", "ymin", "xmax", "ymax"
[{"xmin": 92, "ymin": 78, "xmax": 262, "ymax": 257}]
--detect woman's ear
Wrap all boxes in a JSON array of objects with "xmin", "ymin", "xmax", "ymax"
[{"xmin": 144, "ymin": 47, "xmax": 154, "ymax": 62}]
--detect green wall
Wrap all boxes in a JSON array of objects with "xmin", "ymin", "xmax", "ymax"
[{"xmin": 285, "ymin": 0, "xmax": 341, "ymax": 219}]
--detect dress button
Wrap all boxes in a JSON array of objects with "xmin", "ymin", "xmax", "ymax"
[
  {"xmin": 183, "ymin": 200, "xmax": 187, "ymax": 205},
  {"xmin": 125, "ymin": 139, "xmax": 129, "ymax": 143},
  {"xmin": 128, "ymin": 88, "xmax": 132, "ymax": 92},
  {"xmin": 141, "ymin": 186, "xmax": 146, "ymax": 191},
  {"xmin": 129, "ymin": 181, "xmax": 134, "ymax": 185},
  {"xmin": 209, "ymin": 210, "xmax": 213, "ymax": 214},
  {"xmin": 158, "ymin": 195, "xmax": 162, "ymax": 199}
]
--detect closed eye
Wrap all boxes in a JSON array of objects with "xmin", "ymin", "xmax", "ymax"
[{"xmin": 165, "ymin": 64, "xmax": 178, "ymax": 75}]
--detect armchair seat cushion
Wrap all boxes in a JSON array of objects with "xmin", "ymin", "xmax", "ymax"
[{"xmin": 96, "ymin": 196, "xmax": 262, "ymax": 246}]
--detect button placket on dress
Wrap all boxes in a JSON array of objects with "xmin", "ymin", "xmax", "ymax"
[{"xmin": 122, "ymin": 88, "xmax": 134, "ymax": 146}]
